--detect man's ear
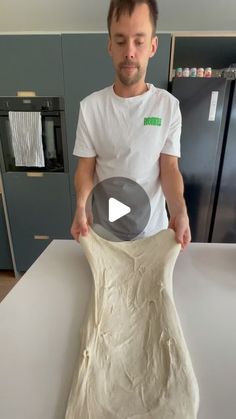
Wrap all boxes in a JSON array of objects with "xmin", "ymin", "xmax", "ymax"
[
  {"xmin": 150, "ymin": 35, "xmax": 158, "ymax": 58},
  {"xmin": 108, "ymin": 37, "xmax": 112, "ymax": 57}
]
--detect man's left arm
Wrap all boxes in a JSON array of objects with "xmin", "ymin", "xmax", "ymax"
[{"xmin": 160, "ymin": 153, "xmax": 191, "ymax": 249}]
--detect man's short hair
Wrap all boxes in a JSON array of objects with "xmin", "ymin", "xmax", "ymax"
[{"xmin": 107, "ymin": 0, "xmax": 159, "ymax": 37}]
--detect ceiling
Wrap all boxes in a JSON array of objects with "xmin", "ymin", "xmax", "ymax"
[{"xmin": 0, "ymin": 0, "xmax": 236, "ymax": 33}]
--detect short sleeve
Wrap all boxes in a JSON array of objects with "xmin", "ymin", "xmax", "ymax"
[
  {"xmin": 73, "ymin": 104, "xmax": 96, "ymax": 157},
  {"xmin": 161, "ymin": 99, "xmax": 181, "ymax": 158}
]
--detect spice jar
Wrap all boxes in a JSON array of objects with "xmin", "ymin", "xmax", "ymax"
[
  {"xmin": 190, "ymin": 68, "xmax": 197, "ymax": 77},
  {"xmin": 183, "ymin": 67, "xmax": 190, "ymax": 77},
  {"xmin": 197, "ymin": 68, "xmax": 204, "ymax": 77},
  {"xmin": 204, "ymin": 67, "xmax": 212, "ymax": 78},
  {"xmin": 176, "ymin": 68, "xmax": 183, "ymax": 77}
]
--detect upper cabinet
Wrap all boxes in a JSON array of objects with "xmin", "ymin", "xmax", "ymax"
[
  {"xmin": 0, "ymin": 35, "xmax": 64, "ymax": 96},
  {"xmin": 169, "ymin": 34, "xmax": 236, "ymax": 81}
]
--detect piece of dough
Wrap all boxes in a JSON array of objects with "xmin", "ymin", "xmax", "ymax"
[{"xmin": 65, "ymin": 228, "xmax": 199, "ymax": 419}]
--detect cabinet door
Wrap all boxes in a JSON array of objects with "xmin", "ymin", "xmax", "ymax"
[
  {"xmin": 2, "ymin": 173, "xmax": 72, "ymax": 272},
  {"xmin": 0, "ymin": 35, "xmax": 64, "ymax": 96},
  {"xmin": 0, "ymin": 194, "xmax": 13, "ymax": 269},
  {"xmin": 61, "ymin": 33, "xmax": 171, "ymax": 193},
  {"xmin": 173, "ymin": 36, "xmax": 236, "ymax": 70}
]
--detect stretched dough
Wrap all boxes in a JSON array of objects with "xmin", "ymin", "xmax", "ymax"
[{"xmin": 65, "ymin": 228, "xmax": 199, "ymax": 419}]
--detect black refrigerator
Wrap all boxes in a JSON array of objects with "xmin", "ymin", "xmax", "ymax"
[{"xmin": 171, "ymin": 77, "xmax": 236, "ymax": 243}]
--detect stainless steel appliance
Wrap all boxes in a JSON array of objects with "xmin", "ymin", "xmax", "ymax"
[{"xmin": 171, "ymin": 76, "xmax": 236, "ymax": 243}]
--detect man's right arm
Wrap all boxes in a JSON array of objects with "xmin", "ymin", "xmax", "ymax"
[{"xmin": 70, "ymin": 156, "xmax": 96, "ymax": 241}]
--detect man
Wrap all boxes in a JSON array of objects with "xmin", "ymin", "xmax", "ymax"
[{"xmin": 71, "ymin": 0, "xmax": 191, "ymax": 249}]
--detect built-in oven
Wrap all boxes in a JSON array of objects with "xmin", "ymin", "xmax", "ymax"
[{"xmin": 0, "ymin": 96, "xmax": 68, "ymax": 172}]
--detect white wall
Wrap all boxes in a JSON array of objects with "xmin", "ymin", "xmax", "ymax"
[{"xmin": 0, "ymin": 0, "xmax": 236, "ymax": 33}]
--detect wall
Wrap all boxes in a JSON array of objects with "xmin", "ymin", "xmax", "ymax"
[{"xmin": 0, "ymin": 0, "xmax": 236, "ymax": 33}]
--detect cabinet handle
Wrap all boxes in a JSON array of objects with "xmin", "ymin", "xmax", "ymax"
[
  {"xmin": 34, "ymin": 235, "xmax": 50, "ymax": 240},
  {"xmin": 27, "ymin": 173, "xmax": 44, "ymax": 177}
]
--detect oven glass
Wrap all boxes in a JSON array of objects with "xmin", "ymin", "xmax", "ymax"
[{"xmin": 0, "ymin": 112, "xmax": 65, "ymax": 172}]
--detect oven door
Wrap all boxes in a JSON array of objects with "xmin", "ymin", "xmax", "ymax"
[{"xmin": 0, "ymin": 111, "xmax": 65, "ymax": 172}]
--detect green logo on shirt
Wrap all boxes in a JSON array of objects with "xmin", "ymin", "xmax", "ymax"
[{"xmin": 144, "ymin": 117, "xmax": 162, "ymax": 126}]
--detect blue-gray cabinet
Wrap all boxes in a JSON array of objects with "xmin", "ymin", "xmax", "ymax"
[
  {"xmin": 2, "ymin": 173, "xmax": 72, "ymax": 272},
  {"xmin": 0, "ymin": 35, "xmax": 64, "ymax": 96},
  {"xmin": 0, "ymin": 35, "xmax": 70, "ymax": 272}
]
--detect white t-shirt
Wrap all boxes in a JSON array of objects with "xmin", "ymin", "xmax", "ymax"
[{"xmin": 73, "ymin": 84, "xmax": 181, "ymax": 237}]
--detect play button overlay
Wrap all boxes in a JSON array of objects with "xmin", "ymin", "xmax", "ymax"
[
  {"xmin": 108, "ymin": 198, "xmax": 131, "ymax": 222},
  {"xmin": 86, "ymin": 177, "xmax": 151, "ymax": 241}
]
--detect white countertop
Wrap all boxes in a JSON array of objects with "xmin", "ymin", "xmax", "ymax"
[{"xmin": 0, "ymin": 239, "xmax": 236, "ymax": 419}]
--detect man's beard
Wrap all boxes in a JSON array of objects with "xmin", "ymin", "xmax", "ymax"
[{"xmin": 117, "ymin": 60, "xmax": 144, "ymax": 86}]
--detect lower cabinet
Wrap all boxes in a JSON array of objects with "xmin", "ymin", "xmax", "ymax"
[
  {"xmin": 2, "ymin": 172, "xmax": 72, "ymax": 272},
  {"xmin": 0, "ymin": 194, "xmax": 13, "ymax": 270}
]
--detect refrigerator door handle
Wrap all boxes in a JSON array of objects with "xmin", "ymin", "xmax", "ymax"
[{"xmin": 208, "ymin": 91, "xmax": 219, "ymax": 122}]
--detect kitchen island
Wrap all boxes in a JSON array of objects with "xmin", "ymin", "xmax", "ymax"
[{"xmin": 0, "ymin": 237, "xmax": 235, "ymax": 419}]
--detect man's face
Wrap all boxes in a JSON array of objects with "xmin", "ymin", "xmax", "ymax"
[{"xmin": 108, "ymin": 3, "xmax": 157, "ymax": 87}]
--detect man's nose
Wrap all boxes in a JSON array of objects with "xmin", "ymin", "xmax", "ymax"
[{"xmin": 124, "ymin": 42, "xmax": 135, "ymax": 60}]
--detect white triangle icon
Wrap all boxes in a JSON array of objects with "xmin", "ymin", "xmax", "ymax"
[{"xmin": 108, "ymin": 197, "xmax": 131, "ymax": 222}]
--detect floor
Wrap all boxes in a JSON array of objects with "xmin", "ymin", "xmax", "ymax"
[{"xmin": 0, "ymin": 270, "xmax": 18, "ymax": 302}]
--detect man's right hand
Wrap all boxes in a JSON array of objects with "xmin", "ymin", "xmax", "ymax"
[
  {"xmin": 71, "ymin": 156, "xmax": 96, "ymax": 241},
  {"xmin": 70, "ymin": 207, "xmax": 91, "ymax": 241}
]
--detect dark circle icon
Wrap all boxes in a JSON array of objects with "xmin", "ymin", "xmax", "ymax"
[{"xmin": 86, "ymin": 177, "xmax": 151, "ymax": 241}]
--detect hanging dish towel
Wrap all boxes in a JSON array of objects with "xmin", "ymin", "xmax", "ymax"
[{"xmin": 9, "ymin": 111, "xmax": 45, "ymax": 167}]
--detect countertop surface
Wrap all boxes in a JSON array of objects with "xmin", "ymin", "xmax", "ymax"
[{"xmin": 0, "ymin": 238, "xmax": 236, "ymax": 419}]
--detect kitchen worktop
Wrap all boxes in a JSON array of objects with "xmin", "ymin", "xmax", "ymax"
[{"xmin": 0, "ymin": 238, "xmax": 236, "ymax": 419}]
